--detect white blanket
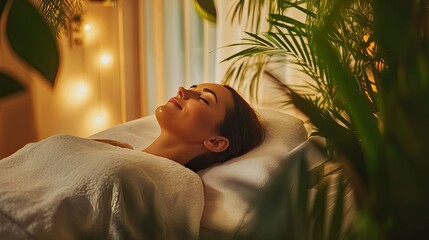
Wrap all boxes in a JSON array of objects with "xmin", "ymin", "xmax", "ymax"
[{"xmin": 0, "ymin": 134, "xmax": 204, "ymax": 240}]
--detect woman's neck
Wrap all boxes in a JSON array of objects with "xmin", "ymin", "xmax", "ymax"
[{"xmin": 142, "ymin": 133, "xmax": 206, "ymax": 165}]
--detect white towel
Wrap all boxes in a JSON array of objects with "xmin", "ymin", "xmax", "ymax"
[{"xmin": 0, "ymin": 134, "xmax": 204, "ymax": 240}]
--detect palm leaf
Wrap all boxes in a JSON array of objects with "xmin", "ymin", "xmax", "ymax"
[
  {"xmin": 327, "ymin": 176, "xmax": 347, "ymax": 240},
  {"xmin": 238, "ymin": 139, "xmax": 351, "ymax": 240},
  {"xmin": 36, "ymin": 0, "xmax": 84, "ymax": 36},
  {"xmin": 270, "ymin": 13, "xmax": 307, "ymax": 29},
  {"xmin": 284, "ymin": 87, "xmax": 368, "ymax": 204},
  {"xmin": 280, "ymin": 0, "xmax": 316, "ymax": 18},
  {"xmin": 313, "ymin": 21, "xmax": 380, "ymax": 179}
]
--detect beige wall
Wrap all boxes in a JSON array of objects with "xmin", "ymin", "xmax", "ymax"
[{"xmin": 36, "ymin": 2, "xmax": 124, "ymax": 140}]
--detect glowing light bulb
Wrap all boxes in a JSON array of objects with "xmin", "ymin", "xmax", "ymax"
[
  {"xmin": 63, "ymin": 80, "xmax": 90, "ymax": 106},
  {"xmin": 73, "ymin": 82, "xmax": 88, "ymax": 99},
  {"xmin": 84, "ymin": 24, "xmax": 92, "ymax": 31},
  {"xmin": 95, "ymin": 115, "xmax": 104, "ymax": 124},
  {"xmin": 100, "ymin": 54, "xmax": 112, "ymax": 64},
  {"xmin": 83, "ymin": 22, "xmax": 96, "ymax": 44},
  {"xmin": 86, "ymin": 108, "xmax": 111, "ymax": 135}
]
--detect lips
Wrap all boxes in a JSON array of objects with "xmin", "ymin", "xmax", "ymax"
[{"xmin": 168, "ymin": 98, "xmax": 182, "ymax": 110}]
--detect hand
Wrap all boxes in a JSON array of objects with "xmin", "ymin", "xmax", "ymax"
[{"xmin": 92, "ymin": 139, "xmax": 134, "ymax": 149}]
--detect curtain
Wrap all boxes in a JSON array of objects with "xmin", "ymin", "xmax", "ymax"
[{"xmin": 139, "ymin": 0, "xmax": 217, "ymax": 116}]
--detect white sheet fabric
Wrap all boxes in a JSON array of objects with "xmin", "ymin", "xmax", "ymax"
[{"xmin": 0, "ymin": 134, "xmax": 204, "ymax": 240}]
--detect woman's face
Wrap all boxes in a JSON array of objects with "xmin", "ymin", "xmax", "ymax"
[{"xmin": 155, "ymin": 83, "xmax": 234, "ymax": 144}]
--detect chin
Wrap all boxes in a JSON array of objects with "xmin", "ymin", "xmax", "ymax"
[
  {"xmin": 154, "ymin": 105, "xmax": 174, "ymax": 130},
  {"xmin": 154, "ymin": 106, "xmax": 165, "ymax": 121}
]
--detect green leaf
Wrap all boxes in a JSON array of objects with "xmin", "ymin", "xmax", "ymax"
[
  {"xmin": 221, "ymin": 46, "xmax": 264, "ymax": 63},
  {"xmin": 286, "ymin": 26, "xmax": 307, "ymax": 66},
  {"xmin": 267, "ymin": 31, "xmax": 290, "ymax": 51},
  {"xmin": 297, "ymin": 158, "xmax": 309, "ymax": 213},
  {"xmin": 270, "ymin": 13, "xmax": 307, "ymax": 29},
  {"xmin": 313, "ymin": 27, "xmax": 380, "ymax": 179},
  {"xmin": 296, "ymin": 29, "xmax": 312, "ymax": 68},
  {"xmin": 245, "ymin": 31, "xmax": 275, "ymax": 47},
  {"xmin": 288, "ymin": 89, "xmax": 369, "ymax": 194},
  {"xmin": 0, "ymin": 0, "xmax": 7, "ymax": 16},
  {"xmin": 312, "ymin": 178, "xmax": 328, "ymax": 240},
  {"xmin": 0, "ymin": 72, "xmax": 25, "ymax": 97},
  {"xmin": 328, "ymin": 177, "xmax": 346, "ymax": 240},
  {"xmin": 282, "ymin": 1, "xmax": 316, "ymax": 18},
  {"xmin": 7, "ymin": 0, "xmax": 59, "ymax": 85}
]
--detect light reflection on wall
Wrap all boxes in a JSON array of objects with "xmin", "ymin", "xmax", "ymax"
[
  {"xmin": 83, "ymin": 21, "xmax": 97, "ymax": 44},
  {"xmin": 61, "ymin": 80, "xmax": 91, "ymax": 107},
  {"xmin": 84, "ymin": 23, "xmax": 92, "ymax": 31},
  {"xmin": 86, "ymin": 107, "xmax": 111, "ymax": 134},
  {"xmin": 100, "ymin": 53, "xmax": 112, "ymax": 65},
  {"xmin": 64, "ymin": 11, "xmax": 116, "ymax": 135},
  {"xmin": 42, "ymin": 2, "xmax": 123, "ymax": 139},
  {"xmin": 16, "ymin": 1, "xmax": 124, "ymax": 143}
]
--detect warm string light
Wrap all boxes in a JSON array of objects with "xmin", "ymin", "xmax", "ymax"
[
  {"xmin": 73, "ymin": 81, "xmax": 89, "ymax": 99},
  {"xmin": 76, "ymin": 19, "xmax": 113, "ymax": 127},
  {"xmin": 83, "ymin": 21, "xmax": 96, "ymax": 44},
  {"xmin": 84, "ymin": 23, "xmax": 92, "ymax": 31},
  {"xmin": 62, "ymin": 80, "xmax": 90, "ymax": 106},
  {"xmin": 96, "ymin": 52, "xmax": 113, "ymax": 126},
  {"xmin": 87, "ymin": 108, "xmax": 110, "ymax": 131},
  {"xmin": 95, "ymin": 115, "xmax": 104, "ymax": 124},
  {"xmin": 100, "ymin": 54, "xmax": 112, "ymax": 65}
]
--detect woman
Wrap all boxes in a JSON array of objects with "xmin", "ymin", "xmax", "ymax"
[
  {"xmin": 0, "ymin": 83, "xmax": 265, "ymax": 239},
  {"xmin": 97, "ymin": 83, "xmax": 265, "ymax": 171}
]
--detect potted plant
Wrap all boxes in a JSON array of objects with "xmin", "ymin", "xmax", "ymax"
[{"xmin": 223, "ymin": 0, "xmax": 429, "ymax": 239}]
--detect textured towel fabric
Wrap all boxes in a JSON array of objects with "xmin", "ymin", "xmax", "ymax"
[
  {"xmin": 90, "ymin": 109, "xmax": 309, "ymax": 238},
  {"xmin": 0, "ymin": 134, "xmax": 204, "ymax": 240}
]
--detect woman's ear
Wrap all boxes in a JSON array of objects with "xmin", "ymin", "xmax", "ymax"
[{"xmin": 203, "ymin": 136, "xmax": 229, "ymax": 153}]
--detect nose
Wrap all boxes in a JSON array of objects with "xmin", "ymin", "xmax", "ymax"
[{"xmin": 177, "ymin": 87, "xmax": 199, "ymax": 100}]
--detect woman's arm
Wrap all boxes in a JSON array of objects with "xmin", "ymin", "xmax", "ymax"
[{"xmin": 92, "ymin": 139, "xmax": 134, "ymax": 149}]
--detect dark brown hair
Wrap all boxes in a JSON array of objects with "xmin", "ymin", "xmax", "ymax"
[{"xmin": 185, "ymin": 85, "xmax": 265, "ymax": 172}]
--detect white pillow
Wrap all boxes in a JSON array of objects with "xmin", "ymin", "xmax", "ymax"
[
  {"xmin": 197, "ymin": 108, "xmax": 308, "ymax": 236},
  {"xmin": 90, "ymin": 108, "xmax": 308, "ymax": 236}
]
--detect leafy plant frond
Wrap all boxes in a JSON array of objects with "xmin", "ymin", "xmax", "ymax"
[
  {"xmin": 225, "ymin": 0, "xmax": 429, "ymax": 238},
  {"xmin": 36, "ymin": 0, "xmax": 85, "ymax": 36},
  {"xmin": 237, "ymin": 139, "xmax": 352, "ymax": 240}
]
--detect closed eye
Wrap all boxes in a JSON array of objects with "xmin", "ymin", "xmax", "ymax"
[{"xmin": 199, "ymin": 97, "xmax": 209, "ymax": 105}]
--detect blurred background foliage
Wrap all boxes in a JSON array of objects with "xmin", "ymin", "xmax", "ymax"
[
  {"xmin": 0, "ymin": 0, "xmax": 83, "ymax": 98},
  {"xmin": 224, "ymin": 0, "xmax": 429, "ymax": 239}
]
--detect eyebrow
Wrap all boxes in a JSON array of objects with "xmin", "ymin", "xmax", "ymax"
[
  {"xmin": 190, "ymin": 85, "xmax": 218, "ymax": 103},
  {"xmin": 203, "ymin": 88, "xmax": 218, "ymax": 103}
]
